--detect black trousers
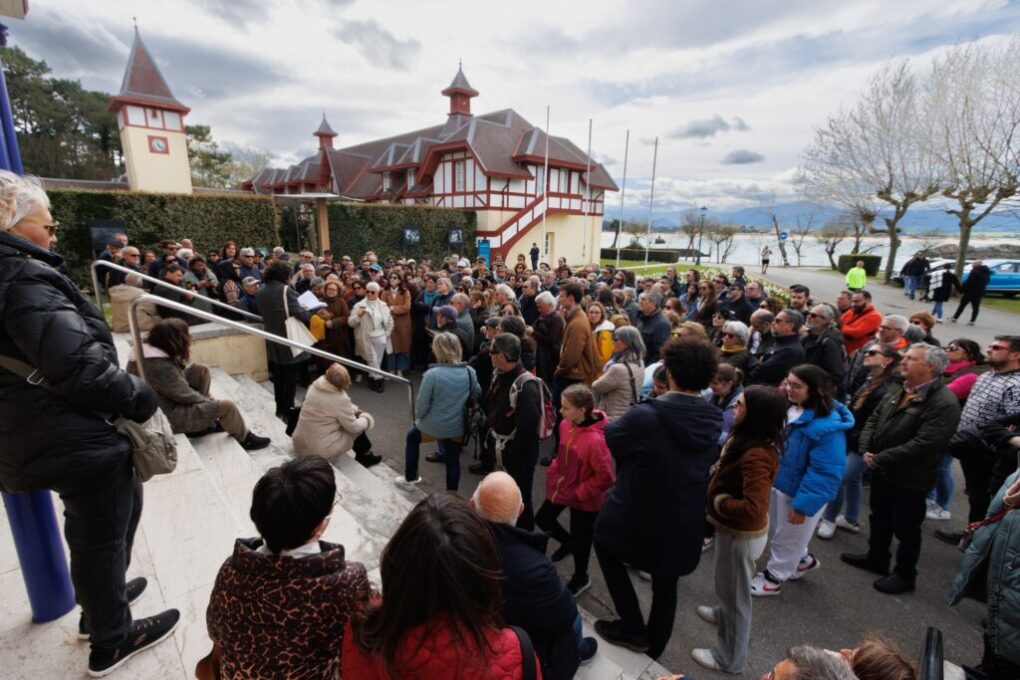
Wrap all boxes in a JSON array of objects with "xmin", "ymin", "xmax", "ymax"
[
  {"xmin": 51, "ymin": 455, "xmax": 141, "ymax": 649},
  {"xmin": 960, "ymin": 456, "xmax": 995, "ymax": 523},
  {"xmin": 595, "ymin": 541, "xmax": 679, "ymax": 659},
  {"xmin": 504, "ymin": 439, "xmax": 540, "ymax": 530},
  {"xmin": 270, "ymin": 361, "xmax": 299, "ymax": 416},
  {"xmin": 535, "ymin": 501, "xmax": 597, "ymax": 580},
  {"xmin": 953, "ymin": 293, "xmax": 983, "ymax": 322},
  {"xmin": 353, "ymin": 432, "xmax": 372, "ymax": 456},
  {"xmin": 867, "ymin": 475, "xmax": 926, "ymax": 580}
]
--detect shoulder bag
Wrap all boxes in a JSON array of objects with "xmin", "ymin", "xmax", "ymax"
[
  {"xmin": 283, "ymin": 286, "xmax": 316, "ymax": 358},
  {"xmin": 0, "ymin": 355, "xmax": 177, "ymax": 482},
  {"xmin": 509, "ymin": 625, "xmax": 537, "ymax": 680},
  {"xmin": 623, "ymin": 362, "xmax": 639, "ymax": 405}
]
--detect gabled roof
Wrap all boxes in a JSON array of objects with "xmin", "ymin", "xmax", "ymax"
[
  {"xmin": 513, "ymin": 128, "xmax": 618, "ymax": 190},
  {"xmin": 108, "ymin": 28, "xmax": 190, "ymax": 114}
]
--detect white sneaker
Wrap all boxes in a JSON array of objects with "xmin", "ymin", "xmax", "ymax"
[
  {"xmin": 789, "ymin": 553, "xmax": 820, "ymax": 580},
  {"xmin": 835, "ymin": 515, "xmax": 860, "ymax": 533},
  {"xmin": 691, "ymin": 648, "xmax": 723, "ymax": 671},
  {"xmin": 695, "ymin": 605, "xmax": 718, "ymax": 625},
  {"xmin": 751, "ymin": 571, "xmax": 782, "ymax": 596},
  {"xmin": 816, "ymin": 519, "xmax": 836, "ymax": 540},
  {"xmin": 393, "ymin": 476, "xmax": 422, "ymax": 491},
  {"xmin": 926, "ymin": 506, "xmax": 951, "ymax": 521}
]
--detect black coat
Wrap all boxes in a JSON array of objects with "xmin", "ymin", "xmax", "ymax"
[
  {"xmin": 256, "ymin": 281, "xmax": 311, "ymax": 366},
  {"xmin": 0, "ymin": 232, "xmax": 158, "ymax": 492},
  {"xmin": 595, "ymin": 392, "xmax": 722, "ymax": 578},
  {"xmin": 801, "ymin": 326, "xmax": 847, "ymax": 386},
  {"xmin": 963, "ymin": 265, "xmax": 992, "ymax": 296},
  {"xmin": 720, "ymin": 296, "xmax": 754, "ymax": 325},
  {"xmin": 750, "ymin": 334, "xmax": 806, "ymax": 386},
  {"xmin": 636, "ymin": 310, "xmax": 671, "ymax": 366},
  {"xmin": 487, "ymin": 521, "xmax": 579, "ymax": 680}
]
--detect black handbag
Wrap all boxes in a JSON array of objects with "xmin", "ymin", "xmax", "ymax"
[{"xmin": 509, "ymin": 625, "xmax": 537, "ymax": 680}]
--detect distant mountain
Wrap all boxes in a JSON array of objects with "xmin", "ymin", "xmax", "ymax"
[{"xmin": 605, "ymin": 201, "xmax": 1019, "ymax": 234}]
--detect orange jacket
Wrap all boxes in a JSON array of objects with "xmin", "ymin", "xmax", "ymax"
[{"xmin": 841, "ymin": 306, "xmax": 883, "ymax": 355}]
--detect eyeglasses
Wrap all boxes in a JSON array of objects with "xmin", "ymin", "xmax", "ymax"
[
  {"xmin": 723, "ymin": 331, "xmax": 738, "ymax": 338},
  {"xmin": 864, "ymin": 349, "xmax": 883, "ymax": 357},
  {"xmin": 879, "ymin": 325, "xmax": 897, "ymax": 331},
  {"xmin": 947, "ymin": 344, "xmax": 961, "ymax": 351},
  {"xmin": 35, "ymin": 219, "xmax": 61, "ymax": 235},
  {"xmin": 989, "ymin": 344, "xmax": 1012, "ymax": 352},
  {"xmin": 774, "ymin": 317, "xmax": 791, "ymax": 324},
  {"xmin": 807, "ymin": 312, "xmax": 821, "ymax": 319}
]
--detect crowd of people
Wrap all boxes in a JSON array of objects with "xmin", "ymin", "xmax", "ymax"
[{"xmin": 1, "ymin": 168, "xmax": 1018, "ymax": 678}]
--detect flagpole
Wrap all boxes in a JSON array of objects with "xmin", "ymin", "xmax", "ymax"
[
  {"xmin": 541, "ymin": 105, "xmax": 550, "ymax": 263},
  {"xmin": 615, "ymin": 129, "xmax": 629, "ymax": 268},
  {"xmin": 644, "ymin": 136, "xmax": 658, "ymax": 267},
  {"xmin": 582, "ymin": 118, "xmax": 592, "ymax": 262}
]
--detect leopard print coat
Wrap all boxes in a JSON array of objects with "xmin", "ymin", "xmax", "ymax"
[{"xmin": 207, "ymin": 538, "xmax": 370, "ymax": 679}]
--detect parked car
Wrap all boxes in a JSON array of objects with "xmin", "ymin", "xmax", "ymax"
[
  {"xmin": 892, "ymin": 259, "xmax": 962, "ymax": 299},
  {"xmin": 964, "ymin": 259, "xmax": 1020, "ymax": 297}
]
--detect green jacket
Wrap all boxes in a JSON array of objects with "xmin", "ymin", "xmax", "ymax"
[
  {"xmin": 859, "ymin": 377, "xmax": 961, "ymax": 491},
  {"xmin": 845, "ymin": 267, "xmax": 867, "ymax": 289}
]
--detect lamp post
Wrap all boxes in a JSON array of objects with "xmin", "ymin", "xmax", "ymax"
[{"xmin": 695, "ymin": 205, "xmax": 707, "ymax": 266}]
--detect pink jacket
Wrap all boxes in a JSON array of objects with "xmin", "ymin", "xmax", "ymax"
[{"xmin": 545, "ymin": 411, "xmax": 615, "ymax": 512}]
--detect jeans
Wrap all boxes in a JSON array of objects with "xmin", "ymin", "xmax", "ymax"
[
  {"xmin": 404, "ymin": 427, "xmax": 463, "ymax": 491},
  {"xmin": 595, "ymin": 541, "xmax": 679, "ymax": 659},
  {"xmin": 928, "ymin": 452, "xmax": 955, "ymax": 511},
  {"xmin": 535, "ymin": 501, "xmax": 597, "ymax": 580},
  {"xmin": 903, "ymin": 275, "xmax": 919, "ymax": 299},
  {"xmin": 932, "ymin": 301, "xmax": 945, "ymax": 319},
  {"xmin": 51, "ymin": 455, "xmax": 142, "ymax": 649},
  {"xmin": 709, "ymin": 531, "xmax": 768, "ymax": 673},
  {"xmin": 824, "ymin": 452, "xmax": 865, "ymax": 524},
  {"xmin": 867, "ymin": 474, "xmax": 927, "ymax": 580}
]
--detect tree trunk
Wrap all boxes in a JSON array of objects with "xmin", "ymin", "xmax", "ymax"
[
  {"xmin": 771, "ymin": 216, "xmax": 790, "ymax": 266},
  {"xmin": 826, "ymin": 248, "xmax": 838, "ymax": 269},
  {"xmin": 955, "ymin": 207, "xmax": 974, "ymax": 278},
  {"xmin": 610, "ymin": 222, "xmax": 620, "ymax": 249},
  {"xmin": 882, "ymin": 219, "xmax": 903, "ymax": 284}
]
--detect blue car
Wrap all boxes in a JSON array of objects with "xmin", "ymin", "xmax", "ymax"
[{"xmin": 964, "ymin": 259, "xmax": 1020, "ymax": 297}]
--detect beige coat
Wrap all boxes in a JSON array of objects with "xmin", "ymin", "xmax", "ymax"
[
  {"xmin": 109, "ymin": 284, "xmax": 159, "ymax": 333},
  {"xmin": 292, "ymin": 377, "xmax": 375, "ymax": 460},
  {"xmin": 591, "ymin": 360, "xmax": 643, "ymax": 418},
  {"xmin": 347, "ymin": 298, "xmax": 394, "ymax": 368}
]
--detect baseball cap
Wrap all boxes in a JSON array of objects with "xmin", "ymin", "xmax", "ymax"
[{"xmin": 437, "ymin": 305, "xmax": 458, "ymax": 321}]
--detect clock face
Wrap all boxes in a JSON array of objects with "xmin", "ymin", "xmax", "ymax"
[{"xmin": 148, "ymin": 136, "xmax": 169, "ymax": 154}]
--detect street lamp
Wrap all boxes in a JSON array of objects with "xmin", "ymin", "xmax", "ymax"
[{"xmin": 695, "ymin": 205, "xmax": 707, "ymax": 266}]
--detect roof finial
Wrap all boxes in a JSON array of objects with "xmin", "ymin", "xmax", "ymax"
[
  {"xmin": 132, "ymin": 16, "xmax": 138, "ymax": 33},
  {"xmin": 459, "ymin": 58, "xmax": 462, "ymax": 70}
]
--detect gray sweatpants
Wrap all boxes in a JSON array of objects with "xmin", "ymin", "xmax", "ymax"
[{"xmin": 709, "ymin": 530, "xmax": 768, "ymax": 672}]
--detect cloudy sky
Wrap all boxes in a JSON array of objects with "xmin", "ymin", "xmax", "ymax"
[{"xmin": 9, "ymin": 0, "xmax": 1020, "ymax": 213}]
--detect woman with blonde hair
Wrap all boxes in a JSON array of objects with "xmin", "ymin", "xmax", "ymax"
[
  {"xmin": 396, "ymin": 333, "xmax": 480, "ymax": 493},
  {"xmin": 588, "ymin": 301, "xmax": 616, "ymax": 372},
  {"xmin": 292, "ymin": 362, "xmax": 381, "ymax": 467},
  {"xmin": 349, "ymin": 281, "xmax": 394, "ymax": 393}
]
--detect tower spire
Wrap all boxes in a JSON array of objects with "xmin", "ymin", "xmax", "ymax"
[{"xmin": 441, "ymin": 63, "xmax": 478, "ymax": 118}]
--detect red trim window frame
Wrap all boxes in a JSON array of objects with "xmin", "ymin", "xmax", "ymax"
[{"xmin": 147, "ymin": 135, "xmax": 170, "ymax": 155}]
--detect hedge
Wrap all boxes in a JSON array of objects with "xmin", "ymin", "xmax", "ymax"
[
  {"xmin": 47, "ymin": 189, "xmax": 278, "ymax": 289},
  {"xmin": 837, "ymin": 254, "xmax": 882, "ymax": 277},
  {"xmin": 600, "ymin": 247, "xmax": 690, "ymax": 263},
  {"xmin": 326, "ymin": 203, "xmax": 476, "ymax": 261}
]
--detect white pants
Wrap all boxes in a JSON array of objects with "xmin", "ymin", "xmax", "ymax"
[{"xmin": 765, "ymin": 488, "xmax": 825, "ymax": 582}]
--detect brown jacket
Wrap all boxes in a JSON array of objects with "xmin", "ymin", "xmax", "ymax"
[
  {"xmin": 556, "ymin": 305, "xmax": 599, "ymax": 383},
  {"xmin": 706, "ymin": 444, "xmax": 779, "ymax": 538},
  {"xmin": 382, "ymin": 288, "xmax": 412, "ymax": 354}
]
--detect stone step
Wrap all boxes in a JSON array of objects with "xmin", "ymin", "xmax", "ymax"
[{"xmin": 217, "ymin": 370, "xmax": 419, "ymax": 541}]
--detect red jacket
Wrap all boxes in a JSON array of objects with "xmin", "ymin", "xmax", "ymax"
[
  {"xmin": 342, "ymin": 618, "xmax": 542, "ymax": 680},
  {"xmin": 545, "ymin": 411, "xmax": 616, "ymax": 512},
  {"xmin": 841, "ymin": 305, "xmax": 883, "ymax": 355}
]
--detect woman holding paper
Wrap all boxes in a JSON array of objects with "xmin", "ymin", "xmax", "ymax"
[
  {"xmin": 349, "ymin": 281, "xmax": 394, "ymax": 392},
  {"xmin": 256, "ymin": 261, "xmax": 312, "ymax": 417}
]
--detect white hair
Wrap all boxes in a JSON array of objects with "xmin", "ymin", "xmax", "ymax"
[
  {"xmin": 885, "ymin": 314, "xmax": 909, "ymax": 332},
  {"xmin": 723, "ymin": 320, "xmax": 750, "ymax": 345},
  {"xmin": 536, "ymin": 291, "xmax": 555, "ymax": 308},
  {"xmin": 124, "ymin": 273, "xmax": 144, "ymax": 288},
  {"xmin": 0, "ymin": 171, "xmax": 50, "ymax": 231},
  {"xmin": 494, "ymin": 283, "xmax": 515, "ymax": 300},
  {"xmin": 364, "ymin": 281, "xmax": 381, "ymax": 293}
]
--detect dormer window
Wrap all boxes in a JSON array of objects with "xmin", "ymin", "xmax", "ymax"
[
  {"xmin": 382, "ymin": 172, "xmax": 391, "ymax": 191},
  {"xmin": 407, "ymin": 168, "xmax": 416, "ymax": 189},
  {"xmin": 454, "ymin": 161, "xmax": 465, "ymax": 192}
]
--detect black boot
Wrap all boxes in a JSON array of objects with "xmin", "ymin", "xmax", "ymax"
[
  {"xmin": 241, "ymin": 432, "xmax": 271, "ymax": 451},
  {"xmin": 355, "ymin": 451, "xmax": 382, "ymax": 467}
]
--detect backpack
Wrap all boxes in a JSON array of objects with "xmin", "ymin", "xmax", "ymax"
[{"xmin": 509, "ymin": 372, "xmax": 555, "ymax": 441}]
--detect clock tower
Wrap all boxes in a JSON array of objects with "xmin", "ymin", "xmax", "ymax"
[{"xmin": 108, "ymin": 27, "xmax": 193, "ymax": 194}]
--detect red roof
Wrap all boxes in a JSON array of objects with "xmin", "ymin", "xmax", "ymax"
[{"xmin": 108, "ymin": 29, "xmax": 190, "ymax": 114}]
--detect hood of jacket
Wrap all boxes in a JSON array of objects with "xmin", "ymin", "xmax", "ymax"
[
  {"xmin": 488, "ymin": 519, "xmax": 550, "ymax": 554},
  {"xmin": 790, "ymin": 401, "xmax": 855, "ymax": 439},
  {"xmin": 0, "ymin": 230, "xmax": 63, "ymax": 268},
  {"xmin": 647, "ymin": 392, "xmax": 723, "ymax": 450},
  {"xmin": 128, "ymin": 343, "xmax": 170, "ymax": 362}
]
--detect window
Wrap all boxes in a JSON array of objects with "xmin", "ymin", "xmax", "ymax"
[
  {"xmin": 382, "ymin": 172, "xmax": 391, "ymax": 191},
  {"xmin": 407, "ymin": 168, "xmax": 416, "ymax": 189},
  {"xmin": 454, "ymin": 161, "xmax": 465, "ymax": 192},
  {"xmin": 544, "ymin": 232, "xmax": 553, "ymax": 258},
  {"xmin": 557, "ymin": 169, "xmax": 569, "ymax": 193},
  {"xmin": 536, "ymin": 166, "xmax": 546, "ymax": 195}
]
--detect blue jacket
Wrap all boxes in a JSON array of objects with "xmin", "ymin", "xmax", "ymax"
[
  {"xmin": 773, "ymin": 402, "xmax": 854, "ymax": 516},
  {"xmin": 415, "ymin": 363, "xmax": 480, "ymax": 439}
]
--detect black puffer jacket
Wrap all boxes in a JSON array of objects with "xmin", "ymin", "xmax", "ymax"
[{"xmin": 0, "ymin": 232, "xmax": 158, "ymax": 492}]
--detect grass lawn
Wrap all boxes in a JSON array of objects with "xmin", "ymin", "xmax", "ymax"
[
  {"xmin": 982, "ymin": 296, "xmax": 1020, "ymax": 314},
  {"xmin": 600, "ymin": 259, "xmax": 720, "ymax": 277}
]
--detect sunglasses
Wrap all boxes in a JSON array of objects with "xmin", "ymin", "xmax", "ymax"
[
  {"xmin": 947, "ymin": 344, "xmax": 961, "ymax": 351},
  {"xmin": 864, "ymin": 349, "xmax": 884, "ymax": 357},
  {"xmin": 807, "ymin": 312, "xmax": 821, "ymax": 319},
  {"xmin": 989, "ymin": 344, "xmax": 1012, "ymax": 352},
  {"xmin": 723, "ymin": 331, "xmax": 738, "ymax": 338}
]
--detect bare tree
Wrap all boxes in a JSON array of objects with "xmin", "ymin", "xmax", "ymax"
[
  {"xmin": 757, "ymin": 192, "xmax": 790, "ymax": 267},
  {"xmin": 678, "ymin": 209, "xmax": 701, "ymax": 260},
  {"xmin": 800, "ymin": 61, "xmax": 943, "ymax": 283},
  {"xmin": 705, "ymin": 222, "xmax": 739, "ymax": 263},
  {"xmin": 788, "ymin": 211, "xmax": 818, "ymax": 266},
  {"xmin": 926, "ymin": 37, "xmax": 1020, "ymax": 276},
  {"xmin": 814, "ymin": 219, "xmax": 851, "ymax": 270}
]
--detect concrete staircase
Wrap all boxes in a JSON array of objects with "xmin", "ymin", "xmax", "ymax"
[{"xmin": 0, "ymin": 331, "xmax": 671, "ymax": 679}]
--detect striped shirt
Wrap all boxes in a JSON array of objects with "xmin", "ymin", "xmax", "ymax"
[{"xmin": 959, "ymin": 369, "xmax": 1020, "ymax": 429}]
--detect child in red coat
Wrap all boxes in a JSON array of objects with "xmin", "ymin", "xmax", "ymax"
[{"xmin": 535, "ymin": 384, "xmax": 616, "ymax": 596}]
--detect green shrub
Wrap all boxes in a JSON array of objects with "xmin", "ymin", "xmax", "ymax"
[
  {"xmin": 327, "ymin": 203, "xmax": 476, "ymax": 261},
  {"xmin": 838, "ymin": 254, "xmax": 882, "ymax": 276},
  {"xmin": 47, "ymin": 188, "xmax": 277, "ymax": 289},
  {"xmin": 600, "ymin": 247, "xmax": 682, "ymax": 264}
]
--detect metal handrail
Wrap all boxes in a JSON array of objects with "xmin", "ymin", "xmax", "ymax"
[
  {"xmin": 91, "ymin": 260, "xmax": 263, "ymax": 323},
  {"xmin": 127, "ymin": 294, "xmax": 416, "ymax": 428}
]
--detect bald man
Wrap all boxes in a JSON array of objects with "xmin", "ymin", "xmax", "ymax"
[{"xmin": 472, "ymin": 472, "xmax": 596, "ymax": 675}]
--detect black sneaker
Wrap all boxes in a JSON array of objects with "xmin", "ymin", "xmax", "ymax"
[
  {"xmin": 539, "ymin": 455, "xmax": 554, "ymax": 467},
  {"xmin": 566, "ymin": 575, "xmax": 591, "ymax": 596},
  {"xmin": 87, "ymin": 609, "xmax": 180, "ymax": 677},
  {"xmin": 840, "ymin": 552, "xmax": 889, "ymax": 576},
  {"xmin": 78, "ymin": 577, "xmax": 148, "ymax": 640},
  {"xmin": 355, "ymin": 451, "xmax": 383, "ymax": 468},
  {"xmin": 550, "ymin": 542, "xmax": 573, "ymax": 563},
  {"xmin": 241, "ymin": 432, "xmax": 271, "ymax": 451},
  {"xmin": 873, "ymin": 573, "xmax": 916, "ymax": 595},
  {"xmin": 468, "ymin": 462, "xmax": 493, "ymax": 475},
  {"xmin": 593, "ymin": 618, "xmax": 649, "ymax": 653},
  {"xmin": 578, "ymin": 636, "xmax": 598, "ymax": 665},
  {"xmin": 935, "ymin": 529, "xmax": 964, "ymax": 546}
]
